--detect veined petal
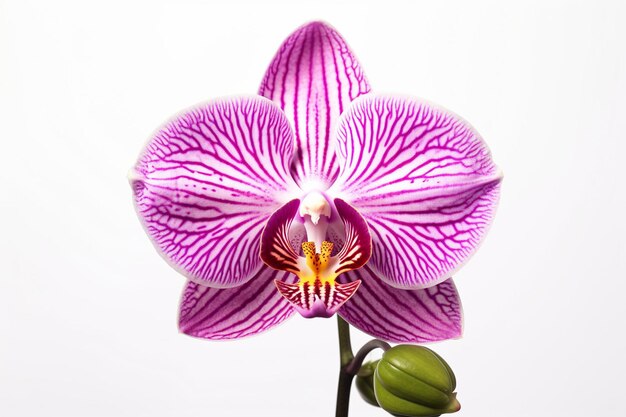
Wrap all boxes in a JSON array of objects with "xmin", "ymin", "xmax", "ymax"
[
  {"xmin": 179, "ymin": 267, "xmax": 297, "ymax": 340},
  {"xmin": 338, "ymin": 267, "xmax": 462, "ymax": 343},
  {"xmin": 259, "ymin": 21, "xmax": 371, "ymax": 189},
  {"xmin": 131, "ymin": 96, "xmax": 299, "ymax": 288},
  {"xmin": 331, "ymin": 95, "xmax": 502, "ymax": 289}
]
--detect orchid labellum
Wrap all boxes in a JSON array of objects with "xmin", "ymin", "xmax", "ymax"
[{"xmin": 130, "ymin": 21, "xmax": 501, "ymax": 345}]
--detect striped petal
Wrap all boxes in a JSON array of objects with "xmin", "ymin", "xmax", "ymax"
[
  {"xmin": 131, "ymin": 96, "xmax": 299, "ymax": 288},
  {"xmin": 338, "ymin": 266, "xmax": 462, "ymax": 343},
  {"xmin": 259, "ymin": 21, "xmax": 371, "ymax": 190},
  {"xmin": 179, "ymin": 267, "xmax": 297, "ymax": 340},
  {"xmin": 331, "ymin": 95, "xmax": 502, "ymax": 289}
]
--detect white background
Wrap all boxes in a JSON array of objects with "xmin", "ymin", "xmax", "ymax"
[{"xmin": 1, "ymin": 0, "xmax": 625, "ymax": 416}]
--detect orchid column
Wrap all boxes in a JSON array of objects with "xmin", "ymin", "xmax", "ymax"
[{"xmin": 130, "ymin": 21, "xmax": 501, "ymax": 417}]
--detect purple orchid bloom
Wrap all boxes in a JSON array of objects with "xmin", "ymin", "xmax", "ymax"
[{"xmin": 130, "ymin": 22, "xmax": 501, "ymax": 343}]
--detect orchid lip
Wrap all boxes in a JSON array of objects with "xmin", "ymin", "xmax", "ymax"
[
  {"xmin": 275, "ymin": 277, "xmax": 361, "ymax": 319},
  {"xmin": 260, "ymin": 198, "xmax": 372, "ymax": 319},
  {"xmin": 274, "ymin": 240, "xmax": 361, "ymax": 319}
]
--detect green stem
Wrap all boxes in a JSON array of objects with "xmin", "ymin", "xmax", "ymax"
[
  {"xmin": 337, "ymin": 316, "xmax": 354, "ymax": 367},
  {"xmin": 345, "ymin": 339, "xmax": 391, "ymax": 375},
  {"xmin": 335, "ymin": 316, "xmax": 354, "ymax": 417},
  {"xmin": 335, "ymin": 317, "xmax": 393, "ymax": 417}
]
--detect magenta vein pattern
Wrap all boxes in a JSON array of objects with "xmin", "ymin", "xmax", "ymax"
[
  {"xmin": 132, "ymin": 97, "xmax": 297, "ymax": 287},
  {"xmin": 334, "ymin": 96, "xmax": 501, "ymax": 288},
  {"xmin": 179, "ymin": 268, "xmax": 298, "ymax": 340},
  {"xmin": 339, "ymin": 266, "xmax": 462, "ymax": 343},
  {"xmin": 259, "ymin": 21, "xmax": 371, "ymax": 188}
]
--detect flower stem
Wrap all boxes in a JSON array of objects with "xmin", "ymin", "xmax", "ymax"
[
  {"xmin": 345, "ymin": 339, "xmax": 391, "ymax": 375},
  {"xmin": 335, "ymin": 317, "xmax": 392, "ymax": 417},
  {"xmin": 337, "ymin": 316, "xmax": 354, "ymax": 367},
  {"xmin": 335, "ymin": 316, "xmax": 354, "ymax": 417}
]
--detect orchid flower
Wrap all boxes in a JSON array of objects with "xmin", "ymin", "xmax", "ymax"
[{"xmin": 130, "ymin": 22, "xmax": 501, "ymax": 344}]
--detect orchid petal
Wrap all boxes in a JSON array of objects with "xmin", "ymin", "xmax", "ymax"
[
  {"xmin": 131, "ymin": 96, "xmax": 298, "ymax": 288},
  {"xmin": 179, "ymin": 267, "xmax": 297, "ymax": 340},
  {"xmin": 259, "ymin": 21, "xmax": 371, "ymax": 189},
  {"xmin": 332, "ymin": 95, "xmax": 502, "ymax": 289},
  {"xmin": 338, "ymin": 266, "xmax": 462, "ymax": 343}
]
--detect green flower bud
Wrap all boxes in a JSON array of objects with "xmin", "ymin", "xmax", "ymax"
[
  {"xmin": 355, "ymin": 360, "xmax": 380, "ymax": 407},
  {"xmin": 373, "ymin": 345, "xmax": 460, "ymax": 417}
]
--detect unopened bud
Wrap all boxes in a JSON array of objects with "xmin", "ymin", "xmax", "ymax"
[
  {"xmin": 374, "ymin": 345, "xmax": 460, "ymax": 416},
  {"xmin": 355, "ymin": 360, "xmax": 380, "ymax": 407}
]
